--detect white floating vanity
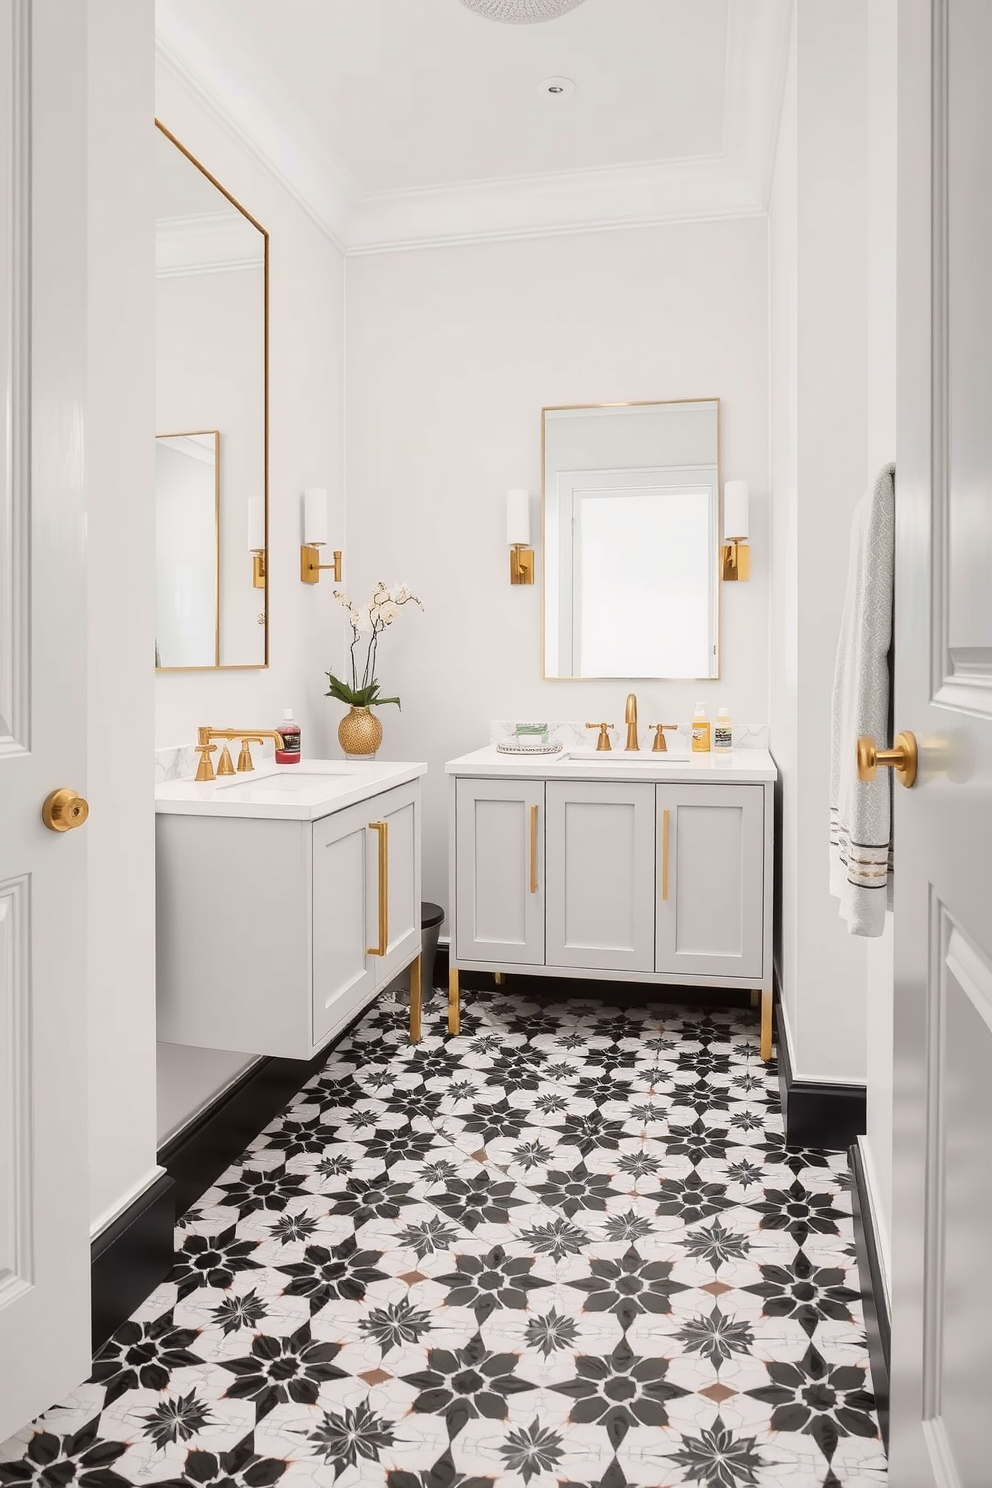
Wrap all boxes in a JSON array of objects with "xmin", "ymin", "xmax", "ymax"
[
  {"xmin": 156, "ymin": 759, "xmax": 426, "ymax": 1059},
  {"xmin": 446, "ymin": 746, "xmax": 777, "ymax": 1057}
]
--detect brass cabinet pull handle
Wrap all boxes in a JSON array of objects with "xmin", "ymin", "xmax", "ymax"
[
  {"xmin": 530, "ymin": 804, "xmax": 538, "ymax": 894},
  {"xmin": 367, "ymin": 821, "xmax": 389, "ymax": 955},
  {"xmin": 857, "ymin": 731, "xmax": 918, "ymax": 788},
  {"xmin": 42, "ymin": 789, "xmax": 89, "ymax": 833},
  {"xmin": 661, "ymin": 808, "xmax": 670, "ymax": 900}
]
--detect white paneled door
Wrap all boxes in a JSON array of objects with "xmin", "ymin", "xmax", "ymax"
[
  {"xmin": 889, "ymin": 3, "xmax": 992, "ymax": 1481},
  {"xmin": 0, "ymin": 0, "xmax": 92, "ymax": 1440}
]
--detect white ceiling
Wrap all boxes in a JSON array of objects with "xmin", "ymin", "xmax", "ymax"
[{"xmin": 155, "ymin": 0, "xmax": 792, "ymax": 253}]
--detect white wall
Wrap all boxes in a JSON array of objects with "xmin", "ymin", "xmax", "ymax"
[
  {"xmin": 154, "ymin": 62, "xmax": 347, "ymax": 1142},
  {"xmin": 346, "ymin": 219, "xmax": 770, "ymax": 906},
  {"xmin": 87, "ymin": 0, "xmax": 160, "ymax": 1232},
  {"xmin": 769, "ymin": 0, "xmax": 876, "ymax": 1088}
]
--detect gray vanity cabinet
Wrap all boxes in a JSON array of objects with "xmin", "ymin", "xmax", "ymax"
[
  {"xmin": 454, "ymin": 778, "xmax": 546, "ymax": 965},
  {"xmin": 448, "ymin": 748, "xmax": 776, "ymax": 1055},
  {"xmin": 158, "ymin": 778, "xmax": 420, "ymax": 1060},
  {"xmin": 545, "ymin": 780, "xmax": 657, "ymax": 973},
  {"xmin": 655, "ymin": 782, "xmax": 765, "ymax": 980}
]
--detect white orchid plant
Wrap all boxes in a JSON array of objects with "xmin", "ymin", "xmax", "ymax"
[{"xmin": 326, "ymin": 582, "xmax": 423, "ymax": 710}]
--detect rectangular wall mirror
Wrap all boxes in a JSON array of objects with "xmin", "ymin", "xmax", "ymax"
[
  {"xmin": 543, "ymin": 398, "xmax": 720, "ymax": 679},
  {"xmin": 155, "ymin": 121, "xmax": 268, "ymax": 671}
]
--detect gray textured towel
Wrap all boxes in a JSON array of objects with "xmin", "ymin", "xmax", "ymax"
[{"xmin": 829, "ymin": 464, "xmax": 895, "ymax": 936}]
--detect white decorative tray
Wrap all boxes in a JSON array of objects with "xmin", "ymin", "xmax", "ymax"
[{"xmin": 495, "ymin": 741, "xmax": 563, "ymax": 756}]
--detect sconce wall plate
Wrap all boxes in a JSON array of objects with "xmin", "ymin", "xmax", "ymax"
[
  {"xmin": 510, "ymin": 544, "xmax": 535, "ymax": 585},
  {"xmin": 301, "ymin": 544, "xmax": 343, "ymax": 584},
  {"xmin": 721, "ymin": 541, "xmax": 750, "ymax": 581}
]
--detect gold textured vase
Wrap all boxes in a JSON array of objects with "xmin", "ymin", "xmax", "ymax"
[{"xmin": 338, "ymin": 706, "xmax": 382, "ymax": 759}]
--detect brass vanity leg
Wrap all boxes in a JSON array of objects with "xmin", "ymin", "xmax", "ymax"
[
  {"xmin": 494, "ymin": 972, "xmax": 505, "ymax": 985},
  {"xmin": 759, "ymin": 987, "xmax": 773, "ymax": 1061},
  {"xmin": 750, "ymin": 989, "xmax": 760, "ymax": 1008},
  {"xmin": 448, "ymin": 967, "xmax": 461, "ymax": 1036},
  {"xmin": 408, "ymin": 954, "xmax": 422, "ymax": 1045}
]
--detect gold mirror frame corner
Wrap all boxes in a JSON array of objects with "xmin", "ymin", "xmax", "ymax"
[
  {"xmin": 153, "ymin": 119, "xmax": 270, "ymax": 674},
  {"xmin": 539, "ymin": 396, "xmax": 723, "ymax": 683}
]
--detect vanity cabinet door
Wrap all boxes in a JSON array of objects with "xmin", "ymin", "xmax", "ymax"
[
  {"xmin": 454, "ymin": 779, "xmax": 545, "ymax": 964},
  {"xmin": 545, "ymin": 781, "xmax": 656, "ymax": 973},
  {"xmin": 655, "ymin": 784, "xmax": 764, "ymax": 980},
  {"xmin": 311, "ymin": 802, "xmax": 379, "ymax": 1047},
  {"xmin": 368, "ymin": 781, "xmax": 421, "ymax": 991}
]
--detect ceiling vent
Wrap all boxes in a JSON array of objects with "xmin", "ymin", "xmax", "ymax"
[{"xmin": 459, "ymin": 0, "xmax": 587, "ymax": 23}]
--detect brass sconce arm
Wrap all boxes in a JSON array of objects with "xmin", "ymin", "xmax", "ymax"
[{"xmin": 301, "ymin": 545, "xmax": 343, "ymax": 584}]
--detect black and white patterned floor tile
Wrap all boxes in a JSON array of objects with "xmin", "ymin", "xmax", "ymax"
[{"xmin": 0, "ymin": 989, "xmax": 886, "ymax": 1488}]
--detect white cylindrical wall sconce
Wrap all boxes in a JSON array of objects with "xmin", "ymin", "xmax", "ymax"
[
  {"xmin": 248, "ymin": 497, "xmax": 266, "ymax": 588},
  {"xmin": 300, "ymin": 487, "xmax": 342, "ymax": 584},
  {"xmin": 722, "ymin": 480, "xmax": 751, "ymax": 581},
  {"xmin": 304, "ymin": 487, "xmax": 328, "ymax": 546},
  {"xmin": 507, "ymin": 488, "xmax": 534, "ymax": 585}
]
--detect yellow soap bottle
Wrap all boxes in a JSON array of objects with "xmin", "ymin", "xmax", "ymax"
[{"xmin": 692, "ymin": 702, "xmax": 711, "ymax": 753}]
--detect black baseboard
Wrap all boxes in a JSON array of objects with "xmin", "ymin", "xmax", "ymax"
[
  {"xmin": 777, "ymin": 1023, "xmax": 867, "ymax": 1148},
  {"xmin": 159, "ymin": 1049, "xmax": 327, "ymax": 1220},
  {"xmin": 91, "ymin": 1172, "xmax": 175, "ymax": 1353},
  {"xmin": 849, "ymin": 1141, "xmax": 890, "ymax": 1449}
]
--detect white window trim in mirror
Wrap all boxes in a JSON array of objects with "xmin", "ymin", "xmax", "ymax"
[{"xmin": 542, "ymin": 399, "xmax": 721, "ymax": 680}]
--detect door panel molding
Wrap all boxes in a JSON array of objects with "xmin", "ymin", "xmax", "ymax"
[
  {"xmin": 922, "ymin": 903, "xmax": 992, "ymax": 1487},
  {"xmin": 0, "ymin": 0, "xmax": 30, "ymax": 755},
  {"xmin": 931, "ymin": 0, "xmax": 992, "ymax": 719},
  {"xmin": 0, "ymin": 875, "xmax": 32, "ymax": 1308}
]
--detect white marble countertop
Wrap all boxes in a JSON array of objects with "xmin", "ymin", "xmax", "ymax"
[
  {"xmin": 155, "ymin": 758, "xmax": 427, "ymax": 821},
  {"xmin": 445, "ymin": 744, "xmax": 778, "ymax": 783}
]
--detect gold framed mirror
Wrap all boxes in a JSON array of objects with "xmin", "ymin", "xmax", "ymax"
[
  {"xmin": 542, "ymin": 398, "xmax": 721, "ymax": 679},
  {"xmin": 154, "ymin": 120, "xmax": 269, "ymax": 671}
]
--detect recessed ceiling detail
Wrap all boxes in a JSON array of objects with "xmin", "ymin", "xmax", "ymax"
[
  {"xmin": 460, "ymin": 0, "xmax": 587, "ymax": 22},
  {"xmin": 155, "ymin": 0, "xmax": 793, "ymax": 254}
]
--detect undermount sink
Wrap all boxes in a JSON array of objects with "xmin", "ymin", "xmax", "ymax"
[
  {"xmin": 213, "ymin": 767, "xmax": 357, "ymax": 790},
  {"xmin": 155, "ymin": 758, "xmax": 427, "ymax": 822},
  {"xmin": 562, "ymin": 750, "xmax": 693, "ymax": 764}
]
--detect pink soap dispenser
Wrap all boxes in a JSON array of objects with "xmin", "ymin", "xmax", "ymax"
[{"xmin": 275, "ymin": 707, "xmax": 301, "ymax": 764}]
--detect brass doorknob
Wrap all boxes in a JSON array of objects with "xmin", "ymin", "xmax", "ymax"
[
  {"xmin": 857, "ymin": 732, "xmax": 918, "ymax": 789},
  {"xmin": 42, "ymin": 788, "xmax": 90, "ymax": 832}
]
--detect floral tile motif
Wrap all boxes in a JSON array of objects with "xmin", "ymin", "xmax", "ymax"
[{"xmin": 0, "ymin": 987, "xmax": 884, "ymax": 1487}]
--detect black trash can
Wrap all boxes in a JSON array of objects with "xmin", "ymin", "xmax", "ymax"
[{"xmin": 391, "ymin": 901, "xmax": 445, "ymax": 1003}]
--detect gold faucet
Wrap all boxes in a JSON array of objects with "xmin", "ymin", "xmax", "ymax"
[
  {"xmin": 195, "ymin": 726, "xmax": 285, "ymax": 781},
  {"xmin": 625, "ymin": 693, "xmax": 639, "ymax": 751}
]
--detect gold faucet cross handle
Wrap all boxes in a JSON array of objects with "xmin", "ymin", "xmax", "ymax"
[
  {"xmin": 585, "ymin": 722, "xmax": 615, "ymax": 752},
  {"xmin": 237, "ymin": 736, "xmax": 268, "ymax": 773},
  {"xmin": 650, "ymin": 724, "xmax": 678, "ymax": 753},
  {"xmin": 194, "ymin": 743, "xmax": 217, "ymax": 782}
]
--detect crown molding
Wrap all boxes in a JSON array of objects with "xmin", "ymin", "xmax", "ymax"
[
  {"xmin": 155, "ymin": 212, "xmax": 264, "ymax": 278},
  {"xmin": 155, "ymin": 0, "xmax": 792, "ymax": 256},
  {"xmin": 155, "ymin": 5, "xmax": 354, "ymax": 252}
]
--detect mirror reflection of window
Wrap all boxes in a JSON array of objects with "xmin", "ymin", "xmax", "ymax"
[
  {"xmin": 155, "ymin": 124, "xmax": 268, "ymax": 671},
  {"xmin": 155, "ymin": 433, "xmax": 219, "ymax": 669},
  {"xmin": 543, "ymin": 400, "xmax": 720, "ymax": 679}
]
